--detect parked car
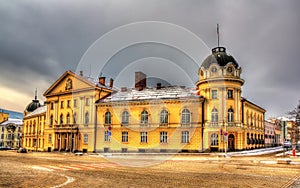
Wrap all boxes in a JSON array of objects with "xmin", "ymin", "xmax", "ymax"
[
  {"xmin": 17, "ymin": 147, "xmax": 27, "ymax": 153},
  {"xmin": 0, "ymin": 146, "xmax": 12, "ymax": 150},
  {"xmin": 283, "ymin": 141, "xmax": 292, "ymax": 149},
  {"xmin": 296, "ymin": 141, "xmax": 300, "ymax": 151}
]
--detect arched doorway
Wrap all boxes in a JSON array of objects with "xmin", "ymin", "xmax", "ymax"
[{"xmin": 228, "ymin": 134, "xmax": 235, "ymax": 151}]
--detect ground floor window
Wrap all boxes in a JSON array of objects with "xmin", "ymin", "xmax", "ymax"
[
  {"xmin": 122, "ymin": 131, "xmax": 128, "ymax": 142},
  {"xmin": 160, "ymin": 131, "xmax": 168, "ymax": 143},
  {"xmin": 140, "ymin": 132, "xmax": 147, "ymax": 143},
  {"xmin": 48, "ymin": 134, "xmax": 52, "ymax": 142},
  {"xmin": 104, "ymin": 131, "xmax": 111, "ymax": 142},
  {"xmin": 84, "ymin": 134, "xmax": 88, "ymax": 144},
  {"xmin": 181, "ymin": 131, "xmax": 189, "ymax": 143},
  {"xmin": 211, "ymin": 133, "xmax": 218, "ymax": 146}
]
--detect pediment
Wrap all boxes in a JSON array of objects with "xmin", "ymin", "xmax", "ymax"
[{"xmin": 43, "ymin": 70, "xmax": 97, "ymax": 96}]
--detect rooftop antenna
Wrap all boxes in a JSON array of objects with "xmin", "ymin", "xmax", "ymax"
[{"xmin": 217, "ymin": 23, "xmax": 220, "ymax": 47}]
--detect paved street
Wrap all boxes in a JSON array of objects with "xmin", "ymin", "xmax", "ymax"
[{"xmin": 1, "ymin": 150, "xmax": 300, "ymax": 188}]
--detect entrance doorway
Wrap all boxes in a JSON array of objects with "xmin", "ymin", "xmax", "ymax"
[{"xmin": 228, "ymin": 134, "xmax": 235, "ymax": 151}]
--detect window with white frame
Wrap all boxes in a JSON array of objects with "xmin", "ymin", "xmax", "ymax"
[
  {"xmin": 227, "ymin": 89, "xmax": 233, "ymax": 99},
  {"xmin": 48, "ymin": 134, "xmax": 52, "ymax": 142},
  {"xmin": 105, "ymin": 111, "xmax": 112, "ymax": 125},
  {"xmin": 85, "ymin": 98, "xmax": 90, "ymax": 106},
  {"xmin": 211, "ymin": 133, "xmax": 218, "ymax": 146},
  {"xmin": 85, "ymin": 112, "xmax": 89, "ymax": 125},
  {"xmin": 66, "ymin": 113, "xmax": 70, "ymax": 124},
  {"xmin": 141, "ymin": 110, "xmax": 148, "ymax": 124},
  {"xmin": 160, "ymin": 131, "xmax": 168, "ymax": 143},
  {"xmin": 212, "ymin": 90, "xmax": 218, "ymax": 99},
  {"xmin": 122, "ymin": 131, "xmax": 128, "ymax": 142},
  {"xmin": 160, "ymin": 109, "xmax": 168, "ymax": 124},
  {"xmin": 228, "ymin": 108, "xmax": 234, "ymax": 122},
  {"xmin": 211, "ymin": 108, "xmax": 218, "ymax": 122},
  {"xmin": 84, "ymin": 134, "xmax": 88, "ymax": 143},
  {"xmin": 121, "ymin": 111, "xmax": 129, "ymax": 125},
  {"xmin": 181, "ymin": 131, "xmax": 189, "ymax": 143},
  {"xmin": 60, "ymin": 114, "xmax": 64, "ymax": 124},
  {"xmin": 104, "ymin": 131, "xmax": 110, "ymax": 142},
  {"xmin": 181, "ymin": 109, "xmax": 191, "ymax": 124},
  {"xmin": 140, "ymin": 132, "xmax": 147, "ymax": 143}
]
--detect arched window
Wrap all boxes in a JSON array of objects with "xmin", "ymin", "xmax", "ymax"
[
  {"xmin": 141, "ymin": 110, "xmax": 148, "ymax": 124},
  {"xmin": 121, "ymin": 111, "xmax": 129, "ymax": 125},
  {"xmin": 160, "ymin": 109, "xmax": 168, "ymax": 124},
  {"xmin": 181, "ymin": 109, "xmax": 190, "ymax": 124},
  {"xmin": 85, "ymin": 112, "xmax": 89, "ymax": 125},
  {"xmin": 73, "ymin": 113, "xmax": 77, "ymax": 124},
  {"xmin": 211, "ymin": 133, "xmax": 218, "ymax": 146},
  {"xmin": 228, "ymin": 108, "xmax": 234, "ymax": 122},
  {"xmin": 105, "ymin": 111, "xmax": 111, "ymax": 125},
  {"xmin": 66, "ymin": 113, "xmax": 70, "ymax": 124},
  {"xmin": 60, "ymin": 114, "xmax": 64, "ymax": 125},
  {"xmin": 211, "ymin": 108, "xmax": 218, "ymax": 122},
  {"xmin": 50, "ymin": 115, "xmax": 54, "ymax": 125}
]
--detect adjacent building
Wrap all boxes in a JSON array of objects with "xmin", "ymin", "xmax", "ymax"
[{"xmin": 0, "ymin": 118, "xmax": 23, "ymax": 148}]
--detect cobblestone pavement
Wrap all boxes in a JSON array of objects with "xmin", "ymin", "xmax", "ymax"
[{"xmin": 1, "ymin": 150, "xmax": 300, "ymax": 187}]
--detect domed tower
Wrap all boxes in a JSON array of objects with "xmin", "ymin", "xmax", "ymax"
[
  {"xmin": 196, "ymin": 46, "xmax": 244, "ymax": 151},
  {"xmin": 24, "ymin": 89, "xmax": 41, "ymax": 115}
]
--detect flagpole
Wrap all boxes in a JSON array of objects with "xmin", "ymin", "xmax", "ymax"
[{"xmin": 217, "ymin": 24, "xmax": 220, "ymax": 47}]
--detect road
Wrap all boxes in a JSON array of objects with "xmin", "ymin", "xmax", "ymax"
[{"xmin": 0, "ymin": 150, "xmax": 300, "ymax": 188}]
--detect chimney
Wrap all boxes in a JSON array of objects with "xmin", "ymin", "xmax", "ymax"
[
  {"xmin": 99, "ymin": 77, "xmax": 106, "ymax": 86},
  {"xmin": 135, "ymin": 72, "xmax": 146, "ymax": 91},
  {"xmin": 79, "ymin": 70, "xmax": 83, "ymax": 76},
  {"xmin": 109, "ymin": 78, "xmax": 114, "ymax": 88},
  {"xmin": 156, "ymin": 83, "xmax": 162, "ymax": 89}
]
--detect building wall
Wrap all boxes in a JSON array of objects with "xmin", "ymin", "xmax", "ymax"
[
  {"xmin": 0, "ymin": 112, "xmax": 9, "ymax": 124},
  {"xmin": 95, "ymin": 98, "xmax": 204, "ymax": 152},
  {"xmin": 264, "ymin": 121, "xmax": 276, "ymax": 147},
  {"xmin": 23, "ymin": 112, "xmax": 46, "ymax": 151}
]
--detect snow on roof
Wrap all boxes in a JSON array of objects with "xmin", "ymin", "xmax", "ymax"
[
  {"xmin": 277, "ymin": 116, "xmax": 295, "ymax": 121},
  {"xmin": 25, "ymin": 106, "xmax": 46, "ymax": 118},
  {"xmin": 0, "ymin": 118, "xmax": 23, "ymax": 125},
  {"xmin": 102, "ymin": 86, "xmax": 199, "ymax": 102}
]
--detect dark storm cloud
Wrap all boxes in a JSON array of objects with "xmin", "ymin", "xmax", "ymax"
[{"xmin": 0, "ymin": 0, "xmax": 300, "ymax": 117}]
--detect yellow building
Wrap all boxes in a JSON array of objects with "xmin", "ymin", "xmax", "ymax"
[
  {"xmin": 42, "ymin": 70, "xmax": 112, "ymax": 152},
  {"xmin": 23, "ymin": 46, "xmax": 266, "ymax": 153},
  {"xmin": 96, "ymin": 47, "xmax": 265, "ymax": 152},
  {"xmin": 23, "ymin": 106, "xmax": 46, "ymax": 151}
]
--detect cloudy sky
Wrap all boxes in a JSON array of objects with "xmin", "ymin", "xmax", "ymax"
[{"xmin": 0, "ymin": 0, "xmax": 299, "ymax": 118}]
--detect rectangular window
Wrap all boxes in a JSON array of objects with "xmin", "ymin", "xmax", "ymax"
[
  {"xmin": 60, "ymin": 101, "xmax": 64, "ymax": 109},
  {"xmin": 212, "ymin": 90, "xmax": 218, "ymax": 99},
  {"xmin": 50, "ymin": 102, "xmax": 54, "ymax": 110},
  {"xmin": 85, "ymin": 98, "xmax": 90, "ymax": 106},
  {"xmin": 84, "ymin": 134, "xmax": 88, "ymax": 143},
  {"xmin": 1, "ymin": 127, "xmax": 4, "ymax": 132},
  {"xmin": 122, "ymin": 131, "xmax": 128, "ymax": 142},
  {"xmin": 104, "ymin": 131, "xmax": 111, "ymax": 142},
  {"xmin": 181, "ymin": 131, "xmax": 189, "ymax": 143},
  {"xmin": 74, "ymin": 99, "xmax": 77, "ymax": 108},
  {"xmin": 1, "ymin": 134, "xmax": 3, "ymax": 139},
  {"xmin": 48, "ymin": 134, "xmax": 52, "ymax": 142},
  {"xmin": 67, "ymin": 100, "xmax": 71, "ymax": 108},
  {"xmin": 160, "ymin": 131, "xmax": 168, "ymax": 143},
  {"xmin": 227, "ymin": 89, "xmax": 233, "ymax": 99},
  {"xmin": 140, "ymin": 132, "xmax": 148, "ymax": 143}
]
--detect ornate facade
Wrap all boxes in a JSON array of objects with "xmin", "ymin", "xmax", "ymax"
[{"xmin": 23, "ymin": 46, "xmax": 266, "ymax": 152}]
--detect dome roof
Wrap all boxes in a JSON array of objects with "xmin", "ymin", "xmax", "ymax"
[
  {"xmin": 201, "ymin": 47, "xmax": 239, "ymax": 69},
  {"xmin": 25, "ymin": 99, "xmax": 41, "ymax": 112}
]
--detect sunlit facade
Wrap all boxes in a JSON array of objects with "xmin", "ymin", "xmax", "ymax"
[{"xmin": 23, "ymin": 46, "xmax": 266, "ymax": 152}]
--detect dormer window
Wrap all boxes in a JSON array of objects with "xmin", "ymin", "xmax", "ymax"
[{"xmin": 211, "ymin": 66, "xmax": 217, "ymax": 73}]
